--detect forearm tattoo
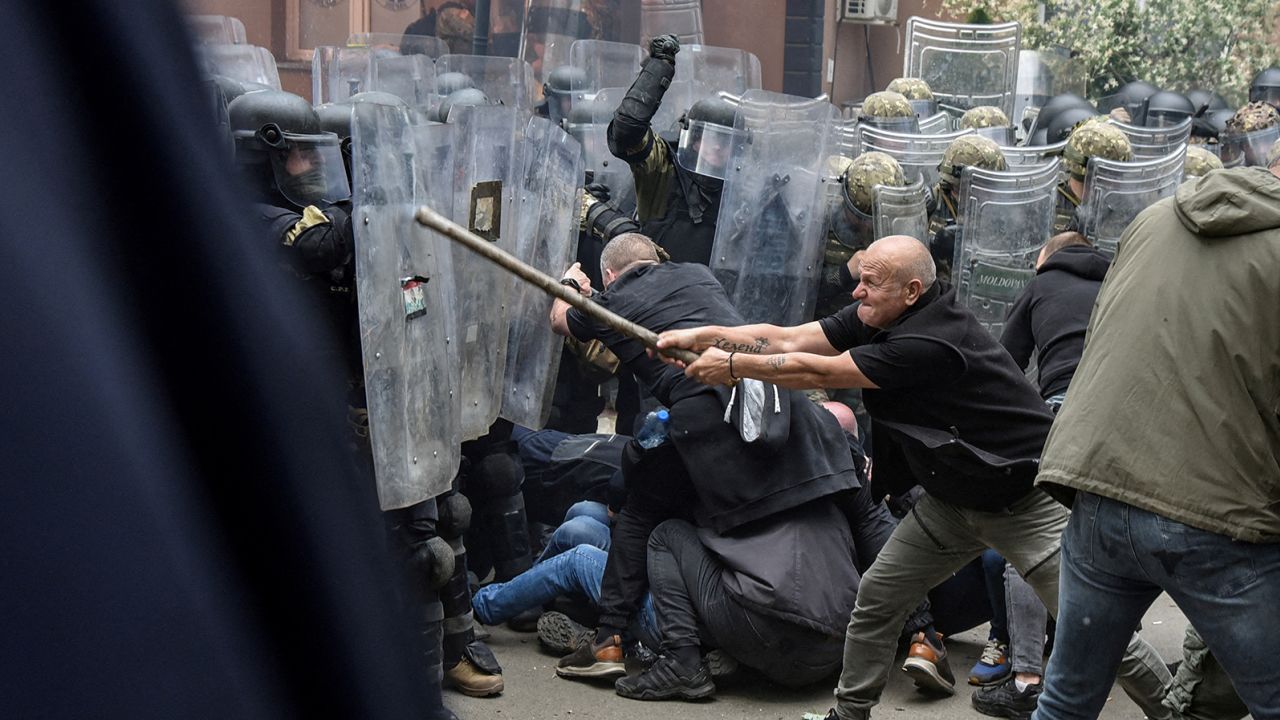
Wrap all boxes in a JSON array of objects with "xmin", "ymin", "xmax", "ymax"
[
  {"xmin": 765, "ymin": 356, "xmax": 786, "ymax": 369},
  {"xmin": 712, "ymin": 336, "xmax": 770, "ymax": 354}
]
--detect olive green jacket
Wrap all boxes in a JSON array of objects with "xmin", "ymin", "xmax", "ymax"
[{"xmin": 1037, "ymin": 167, "xmax": 1280, "ymax": 542}]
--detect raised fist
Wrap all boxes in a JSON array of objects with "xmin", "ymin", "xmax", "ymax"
[{"xmin": 648, "ymin": 34, "xmax": 680, "ymax": 63}]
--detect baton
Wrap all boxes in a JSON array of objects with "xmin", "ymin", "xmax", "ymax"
[{"xmin": 414, "ymin": 205, "xmax": 700, "ymax": 365}]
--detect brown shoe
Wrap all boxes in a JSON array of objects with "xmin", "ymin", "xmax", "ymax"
[
  {"xmin": 444, "ymin": 657, "xmax": 504, "ymax": 697},
  {"xmin": 901, "ymin": 631, "xmax": 955, "ymax": 695},
  {"xmin": 555, "ymin": 634, "xmax": 625, "ymax": 679}
]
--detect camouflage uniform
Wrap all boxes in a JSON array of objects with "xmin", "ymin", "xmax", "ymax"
[
  {"xmin": 816, "ymin": 152, "xmax": 905, "ymax": 319},
  {"xmin": 928, "ymin": 135, "xmax": 1007, "ymax": 285},
  {"xmin": 1184, "ymin": 145, "xmax": 1224, "ymax": 178},
  {"xmin": 1056, "ymin": 121, "xmax": 1132, "ymax": 233}
]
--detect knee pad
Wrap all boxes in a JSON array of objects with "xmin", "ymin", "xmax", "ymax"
[
  {"xmin": 412, "ymin": 536, "xmax": 455, "ymax": 591},
  {"xmin": 437, "ymin": 493, "xmax": 472, "ymax": 539},
  {"xmin": 468, "ymin": 449, "xmax": 524, "ymax": 500}
]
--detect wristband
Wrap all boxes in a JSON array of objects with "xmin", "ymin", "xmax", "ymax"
[
  {"xmin": 559, "ymin": 277, "xmax": 584, "ymax": 295},
  {"xmin": 728, "ymin": 351, "xmax": 738, "ymax": 380}
]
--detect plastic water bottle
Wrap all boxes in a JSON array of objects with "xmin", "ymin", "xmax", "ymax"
[{"xmin": 636, "ymin": 409, "xmax": 671, "ymax": 449}]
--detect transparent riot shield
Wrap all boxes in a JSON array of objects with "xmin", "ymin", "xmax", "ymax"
[
  {"xmin": 1080, "ymin": 148, "xmax": 1186, "ymax": 258},
  {"xmin": 569, "ymin": 39, "xmax": 645, "ymax": 99},
  {"xmin": 201, "ymin": 44, "xmax": 281, "ymax": 90},
  {"xmin": 188, "ymin": 15, "xmax": 248, "ymax": 45},
  {"xmin": 857, "ymin": 126, "xmax": 975, "ymax": 187},
  {"xmin": 1013, "ymin": 48, "xmax": 1086, "ymax": 136},
  {"xmin": 710, "ymin": 91, "xmax": 838, "ymax": 326},
  {"xmin": 350, "ymin": 102, "xmax": 461, "ymax": 509},
  {"xmin": 904, "ymin": 18, "xmax": 1021, "ymax": 120},
  {"xmin": 450, "ymin": 104, "xmax": 524, "ymax": 439},
  {"xmin": 872, "ymin": 180, "xmax": 929, "ymax": 242},
  {"xmin": 313, "ymin": 46, "xmax": 372, "ymax": 104},
  {"xmin": 641, "ymin": 0, "xmax": 704, "ymax": 46},
  {"xmin": 436, "ymin": 54, "xmax": 535, "ymax": 113},
  {"xmin": 519, "ymin": 0, "xmax": 632, "ymax": 98},
  {"xmin": 653, "ymin": 45, "xmax": 763, "ymax": 134},
  {"xmin": 1220, "ymin": 124, "xmax": 1280, "ymax": 168},
  {"xmin": 569, "ymin": 87, "xmax": 637, "ymax": 213},
  {"xmin": 348, "ymin": 32, "xmax": 450, "ymax": 58},
  {"xmin": 1114, "ymin": 118, "xmax": 1192, "ymax": 160},
  {"xmin": 1000, "ymin": 140, "xmax": 1066, "ymax": 168},
  {"xmin": 500, "ymin": 117, "xmax": 584, "ymax": 428},
  {"xmin": 953, "ymin": 159, "xmax": 1059, "ymax": 336},
  {"xmin": 919, "ymin": 112, "xmax": 953, "ymax": 135},
  {"xmin": 371, "ymin": 53, "xmax": 437, "ymax": 109}
]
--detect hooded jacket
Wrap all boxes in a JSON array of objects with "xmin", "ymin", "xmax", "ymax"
[
  {"xmin": 1000, "ymin": 245, "xmax": 1111, "ymax": 399},
  {"xmin": 1037, "ymin": 168, "xmax": 1280, "ymax": 542}
]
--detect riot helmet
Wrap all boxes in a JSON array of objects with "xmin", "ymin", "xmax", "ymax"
[
  {"xmin": 858, "ymin": 91, "xmax": 920, "ymax": 133},
  {"xmin": 564, "ymin": 97, "xmax": 602, "ymax": 142},
  {"xmin": 886, "ymin": 77, "xmax": 938, "ymax": 118},
  {"xmin": 436, "ymin": 87, "xmax": 491, "ymax": 123},
  {"xmin": 1046, "ymin": 106, "xmax": 1101, "ymax": 145},
  {"xmin": 1183, "ymin": 145, "xmax": 1224, "ymax": 177},
  {"xmin": 1220, "ymin": 101, "xmax": 1280, "ymax": 167},
  {"xmin": 435, "ymin": 71, "xmax": 477, "ymax": 97},
  {"xmin": 676, "ymin": 96, "xmax": 743, "ymax": 181},
  {"xmin": 1191, "ymin": 107, "xmax": 1233, "ymax": 147},
  {"xmin": 1062, "ymin": 120, "xmax": 1132, "ymax": 181},
  {"xmin": 959, "ymin": 106, "xmax": 1015, "ymax": 145},
  {"xmin": 543, "ymin": 65, "xmax": 588, "ymax": 126},
  {"xmin": 1025, "ymin": 92, "xmax": 1093, "ymax": 142},
  {"xmin": 1248, "ymin": 66, "xmax": 1280, "ymax": 109},
  {"xmin": 315, "ymin": 102, "xmax": 354, "ymax": 138},
  {"xmin": 841, "ymin": 151, "xmax": 906, "ymax": 218},
  {"xmin": 228, "ymin": 89, "xmax": 350, "ymax": 209},
  {"xmin": 938, "ymin": 135, "xmax": 1007, "ymax": 199},
  {"xmin": 1186, "ymin": 88, "xmax": 1230, "ymax": 114},
  {"xmin": 1098, "ymin": 80, "xmax": 1159, "ymax": 120},
  {"xmin": 1139, "ymin": 91, "xmax": 1195, "ymax": 128},
  {"xmin": 211, "ymin": 74, "xmax": 250, "ymax": 106}
]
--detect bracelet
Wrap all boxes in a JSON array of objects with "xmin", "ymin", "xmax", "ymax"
[
  {"xmin": 559, "ymin": 277, "xmax": 582, "ymax": 293},
  {"xmin": 728, "ymin": 351, "xmax": 738, "ymax": 380}
]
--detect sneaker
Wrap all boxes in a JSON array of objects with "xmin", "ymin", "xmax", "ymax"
[
  {"xmin": 555, "ymin": 634, "xmax": 626, "ymax": 679},
  {"xmin": 537, "ymin": 611, "xmax": 593, "ymax": 655},
  {"xmin": 968, "ymin": 638, "xmax": 1012, "ymax": 686},
  {"xmin": 614, "ymin": 654, "xmax": 715, "ymax": 701},
  {"xmin": 901, "ymin": 631, "xmax": 956, "ymax": 695},
  {"xmin": 704, "ymin": 648, "xmax": 740, "ymax": 679},
  {"xmin": 443, "ymin": 657, "xmax": 504, "ymax": 697},
  {"xmin": 624, "ymin": 639, "xmax": 659, "ymax": 675},
  {"xmin": 971, "ymin": 676, "xmax": 1042, "ymax": 720}
]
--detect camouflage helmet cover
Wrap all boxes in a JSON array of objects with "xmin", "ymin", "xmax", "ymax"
[
  {"xmin": 861, "ymin": 91, "xmax": 915, "ymax": 119},
  {"xmin": 841, "ymin": 151, "xmax": 906, "ymax": 215},
  {"xmin": 938, "ymin": 135, "xmax": 1007, "ymax": 189},
  {"xmin": 959, "ymin": 106, "xmax": 1010, "ymax": 130},
  {"xmin": 1062, "ymin": 120, "xmax": 1132, "ymax": 179},
  {"xmin": 1226, "ymin": 101, "xmax": 1280, "ymax": 134},
  {"xmin": 1183, "ymin": 144, "xmax": 1224, "ymax": 177},
  {"xmin": 886, "ymin": 77, "xmax": 934, "ymax": 101}
]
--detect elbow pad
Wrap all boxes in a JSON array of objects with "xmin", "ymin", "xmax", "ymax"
[{"xmin": 583, "ymin": 196, "xmax": 640, "ymax": 241}]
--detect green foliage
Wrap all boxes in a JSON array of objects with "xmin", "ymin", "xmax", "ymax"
[{"xmin": 934, "ymin": 0, "xmax": 1279, "ymax": 104}]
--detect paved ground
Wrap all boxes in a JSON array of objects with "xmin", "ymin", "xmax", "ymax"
[{"xmin": 451, "ymin": 596, "xmax": 1192, "ymax": 720}]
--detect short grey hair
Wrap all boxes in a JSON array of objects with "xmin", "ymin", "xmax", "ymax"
[{"xmin": 600, "ymin": 232, "xmax": 660, "ymax": 277}]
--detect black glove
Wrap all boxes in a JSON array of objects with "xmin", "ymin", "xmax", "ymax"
[
  {"xmin": 648, "ymin": 34, "xmax": 680, "ymax": 64},
  {"xmin": 585, "ymin": 182, "xmax": 612, "ymax": 203}
]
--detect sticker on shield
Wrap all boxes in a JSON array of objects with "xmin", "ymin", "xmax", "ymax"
[
  {"xmin": 401, "ymin": 275, "xmax": 430, "ymax": 320},
  {"xmin": 469, "ymin": 180, "xmax": 503, "ymax": 241}
]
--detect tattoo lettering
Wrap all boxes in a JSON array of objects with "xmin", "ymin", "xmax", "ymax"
[
  {"xmin": 712, "ymin": 336, "xmax": 771, "ymax": 354},
  {"xmin": 766, "ymin": 356, "xmax": 786, "ymax": 369}
]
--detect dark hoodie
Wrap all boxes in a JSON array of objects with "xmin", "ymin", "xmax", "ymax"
[{"xmin": 1000, "ymin": 244, "xmax": 1112, "ymax": 399}]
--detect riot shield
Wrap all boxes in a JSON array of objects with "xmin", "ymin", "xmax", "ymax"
[
  {"xmin": 1080, "ymin": 148, "xmax": 1186, "ymax": 257},
  {"xmin": 919, "ymin": 112, "xmax": 953, "ymax": 135},
  {"xmin": 953, "ymin": 159, "xmax": 1059, "ymax": 336},
  {"xmin": 371, "ymin": 53, "xmax": 437, "ymax": 109},
  {"xmin": 313, "ymin": 46, "xmax": 372, "ymax": 104},
  {"xmin": 436, "ymin": 54, "xmax": 535, "ymax": 113},
  {"xmin": 710, "ymin": 91, "xmax": 838, "ymax": 326},
  {"xmin": 450, "ymin": 104, "xmax": 524, "ymax": 439},
  {"xmin": 1218, "ymin": 125, "xmax": 1280, "ymax": 168},
  {"xmin": 500, "ymin": 117, "xmax": 584, "ymax": 428},
  {"xmin": 201, "ymin": 44, "xmax": 281, "ymax": 90},
  {"xmin": 1114, "ymin": 118, "xmax": 1192, "ymax": 160},
  {"xmin": 569, "ymin": 39, "xmax": 645, "ymax": 99},
  {"xmin": 519, "ymin": 0, "xmax": 632, "ymax": 97},
  {"xmin": 872, "ymin": 179, "xmax": 929, "ymax": 242},
  {"xmin": 350, "ymin": 102, "xmax": 461, "ymax": 509},
  {"xmin": 348, "ymin": 32, "xmax": 450, "ymax": 58},
  {"xmin": 569, "ymin": 88, "xmax": 637, "ymax": 213},
  {"xmin": 188, "ymin": 15, "xmax": 248, "ymax": 45},
  {"xmin": 652, "ymin": 45, "xmax": 763, "ymax": 134},
  {"xmin": 904, "ymin": 18, "xmax": 1021, "ymax": 120},
  {"xmin": 857, "ymin": 126, "xmax": 975, "ymax": 187},
  {"xmin": 1013, "ymin": 48, "xmax": 1086, "ymax": 136},
  {"xmin": 1000, "ymin": 140, "xmax": 1066, "ymax": 168},
  {"xmin": 641, "ymin": 0, "xmax": 704, "ymax": 46}
]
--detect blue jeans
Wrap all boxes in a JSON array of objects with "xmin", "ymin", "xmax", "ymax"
[
  {"xmin": 537, "ymin": 501, "xmax": 611, "ymax": 562},
  {"xmin": 1034, "ymin": 493, "xmax": 1280, "ymax": 720},
  {"xmin": 471, "ymin": 544, "xmax": 658, "ymax": 646}
]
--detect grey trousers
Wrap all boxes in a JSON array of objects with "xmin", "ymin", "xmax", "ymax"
[
  {"xmin": 1005, "ymin": 563, "xmax": 1049, "ymax": 676},
  {"xmin": 832, "ymin": 490, "xmax": 1171, "ymax": 720}
]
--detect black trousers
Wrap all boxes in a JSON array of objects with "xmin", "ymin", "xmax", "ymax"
[{"xmin": 646, "ymin": 519, "xmax": 844, "ymax": 688}]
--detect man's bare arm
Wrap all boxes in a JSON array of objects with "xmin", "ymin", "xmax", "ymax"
[
  {"xmin": 682, "ymin": 346, "xmax": 878, "ymax": 390},
  {"xmin": 657, "ymin": 320, "xmax": 839, "ymax": 360}
]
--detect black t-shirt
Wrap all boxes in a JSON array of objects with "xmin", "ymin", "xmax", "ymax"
[{"xmin": 818, "ymin": 286, "xmax": 1055, "ymax": 510}]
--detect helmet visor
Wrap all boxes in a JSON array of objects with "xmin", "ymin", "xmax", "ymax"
[
  {"xmin": 268, "ymin": 132, "xmax": 350, "ymax": 207},
  {"xmin": 1219, "ymin": 125, "xmax": 1280, "ymax": 168},
  {"xmin": 1144, "ymin": 109, "xmax": 1191, "ymax": 128},
  {"xmin": 1249, "ymin": 86, "xmax": 1280, "ymax": 108},
  {"xmin": 676, "ymin": 120, "xmax": 742, "ymax": 181}
]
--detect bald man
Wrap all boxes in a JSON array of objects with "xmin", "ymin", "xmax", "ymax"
[{"xmin": 658, "ymin": 235, "xmax": 1173, "ymax": 720}]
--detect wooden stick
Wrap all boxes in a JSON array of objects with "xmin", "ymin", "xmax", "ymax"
[{"xmin": 414, "ymin": 205, "xmax": 700, "ymax": 365}]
